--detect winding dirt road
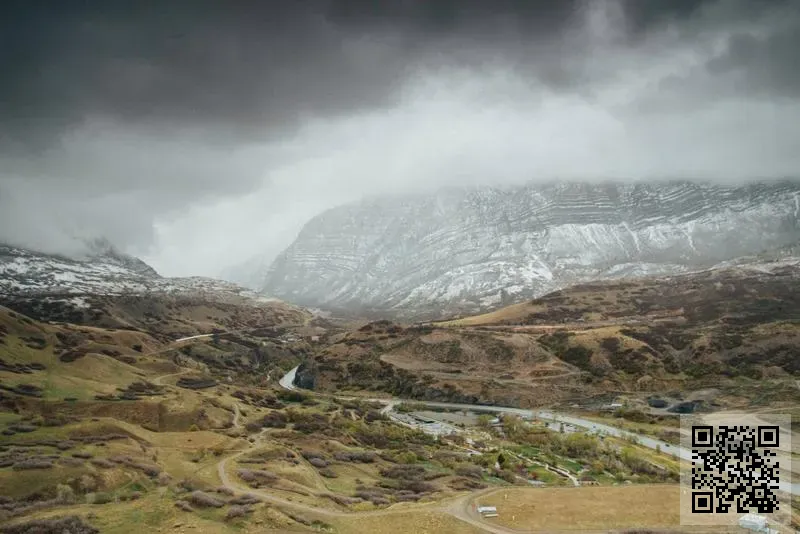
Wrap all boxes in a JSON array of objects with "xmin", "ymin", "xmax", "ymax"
[{"xmin": 210, "ymin": 400, "xmax": 517, "ymax": 531}]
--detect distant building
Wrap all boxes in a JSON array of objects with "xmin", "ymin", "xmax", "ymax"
[{"xmin": 477, "ymin": 506, "xmax": 498, "ymax": 517}]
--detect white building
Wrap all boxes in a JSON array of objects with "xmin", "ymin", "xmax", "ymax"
[{"xmin": 738, "ymin": 514, "xmax": 780, "ymax": 533}]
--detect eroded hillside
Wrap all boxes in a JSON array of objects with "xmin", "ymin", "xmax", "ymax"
[{"xmin": 299, "ymin": 262, "xmax": 800, "ymax": 409}]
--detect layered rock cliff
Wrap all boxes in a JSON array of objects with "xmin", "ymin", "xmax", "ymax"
[{"xmin": 262, "ymin": 181, "xmax": 800, "ymax": 318}]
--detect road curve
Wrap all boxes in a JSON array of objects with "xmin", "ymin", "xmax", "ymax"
[{"xmin": 279, "ymin": 367, "xmax": 800, "ymax": 496}]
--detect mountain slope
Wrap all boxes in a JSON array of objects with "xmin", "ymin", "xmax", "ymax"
[
  {"xmin": 262, "ymin": 180, "xmax": 800, "ymax": 318},
  {"xmin": 0, "ymin": 243, "xmax": 311, "ymax": 335},
  {"xmin": 0, "ymin": 243, "xmax": 246, "ymax": 296}
]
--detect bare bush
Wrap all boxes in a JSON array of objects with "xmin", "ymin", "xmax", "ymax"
[
  {"xmin": 333, "ymin": 451, "xmax": 376, "ymax": 463},
  {"xmin": 321, "ymin": 493, "xmax": 361, "ymax": 506},
  {"xmin": 380, "ymin": 465, "xmax": 425, "ymax": 479},
  {"xmin": 59, "ymin": 456, "xmax": 85, "ymax": 467},
  {"xmin": 89, "ymin": 458, "xmax": 114, "ymax": 468},
  {"xmin": 308, "ymin": 457, "xmax": 328, "ymax": 468},
  {"xmin": 398, "ymin": 480, "xmax": 437, "ymax": 493},
  {"xmin": 174, "ymin": 500, "xmax": 194, "ymax": 512},
  {"xmin": 319, "ymin": 468, "xmax": 338, "ymax": 478},
  {"xmin": 131, "ymin": 462, "xmax": 160, "ymax": 477},
  {"xmin": 396, "ymin": 493, "xmax": 423, "ymax": 502},
  {"xmin": 449, "ymin": 477, "xmax": 487, "ymax": 491},
  {"xmin": 225, "ymin": 505, "xmax": 253, "ymax": 520},
  {"xmin": 71, "ymin": 452, "xmax": 93, "ymax": 459},
  {"xmin": 229, "ymin": 494, "xmax": 262, "ymax": 505},
  {"xmin": 236, "ymin": 469, "xmax": 277, "ymax": 488},
  {"xmin": 12, "ymin": 459, "xmax": 53, "ymax": 470},
  {"xmin": 84, "ymin": 492, "xmax": 113, "ymax": 505},
  {"xmin": 454, "ymin": 465, "xmax": 483, "ymax": 479},
  {"xmin": 55, "ymin": 484, "xmax": 76, "ymax": 504},
  {"xmin": 187, "ymin": 491, "xmax": 225, "ymax": 508},
  {"xmin": 300, "ymin": 450, "xmax": 323, "ymax": 460},
  {"xmin": 354, "ymin": 487, "xmax": 392, "ymax": 504},
  {"xmin": 8, "ymin": 424, "xmax": 37, "ymax": 433},
  {"xmin": 0, "ymin": 515, "xmax": 99, "ymax": 534},
  {"xmin": 215, "ymin": 486, "xmax": 234, "ymax": 496}
]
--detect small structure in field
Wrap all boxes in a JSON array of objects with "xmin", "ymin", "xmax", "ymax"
[{"xmin": 477, "ymin": 505, "xmax": 498, "ymax": 518}]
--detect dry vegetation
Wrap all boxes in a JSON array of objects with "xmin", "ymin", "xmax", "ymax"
[
  {"xmin": 475, "ymin": 485, "xmax": 682, "ymax": 531},
  {"xmin": 1, "ymin": 262, "xmax": 799, "ymax": 533},
  {"xmin": 301, "ymin": 266, "xmax": 800, "ymax": 410}
]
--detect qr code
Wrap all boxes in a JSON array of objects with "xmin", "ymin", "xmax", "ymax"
[{"xmin": 690, "ymin": 424, "xmax": 780, "ymax": 514}]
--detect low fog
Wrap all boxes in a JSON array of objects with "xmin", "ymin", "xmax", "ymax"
[{"xmin": 1, "ymin": 0, "xmax": 799, "ymax": 277}]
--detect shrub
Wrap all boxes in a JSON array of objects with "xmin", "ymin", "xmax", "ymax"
[
  {"xmin": 308, "ymin": 457, "xmax": 328, "ymax": 468},
  {"xmin": 225, "ymin": 505, "xmax": 252, "ymax": 520},
  {"xmin": 8, "ymin": 424, "xmax": 37, "ymax": 433},
  {"xmin": 497, "ymin": 469, "xmax": 518, "ymax": 483},
  {"xmin": 319, "ymin": 468, "xmax": 338, "ymax": 478},
  {"xmin": 215, "ymin": 486, "xmax": 234, "ymax": 496},
  {"xmin": 260, "ymin": 411, "xmax": 288, "ymax": 428},
  {"xmin": 0, "ymin": 515, "xmax": 99, "ymax": 534},
  {"xmin": 177, "ymin": 479, "xmax": 202, "ymax": 492},
  {"xmin": 229, "ymin": 494, "xmax": 261, "ymax": 505},
  {"xmin": 12, "ymin": 459, "xmax": 53, "ymax": 470},
  {"xmin": 59, "ymin": 456, "xmax": 85, "ymax": 467},
  {"xmin": 333, "ymin": 451, "xmax": 376, "ymax": 463},
  {"xmin": 132, "ymin": 462, "xmax": 161, "ymax": 477},
  {"xmin": 174, "ymin": 500, "xmax": 194, "ymax": 512},
  {"xmin": 560, "ymin": 346, "xmax": 593, "ymax": 368},
  {"xmin": 59, "ymin": 350, "xmax": 88, "ymax": 363},
  {"xmin": 89, "ymin": 492, "xmax": 114, "ymax": 505},
  {"xmin": 600, "ymin": 337, "xmax": 622, "ymax": 353},
  {"xmin": 188, "ymin": 491, "xmax": 225, "ymax": 508},
  {"xmin": 449, "ymin": 477, "xmax": 487, "ymax": 491},
  {"xmin": 380, "ymin": 465, "xmax": 425, "ymax": 479},
  {"xmin": 237, "ymin": 469, "xmax": 278, "ymax": 487},
  {"xmin": 321, "ymin": 493, "xmax": 361, "ymax": 506},
  {"xmin": 454, "ymin": 465, "xmax": 483, "ymax": 479},
  {"xmin": 56, "ymin": 484, "xmax": 77, "ymax": 504}
]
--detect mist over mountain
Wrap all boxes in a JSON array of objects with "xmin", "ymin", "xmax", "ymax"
[
  {"xmin": 259, "ymin": 180, "xmax": 800, "ymax": 318},
  {"xmin": 1, "ymin": 1, "xmax": 799, "ymax": 277}
]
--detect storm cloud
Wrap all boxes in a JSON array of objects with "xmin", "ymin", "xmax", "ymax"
[{"xmin": 0, "ymin": 0, "xmax": 798, "ymax": 276}]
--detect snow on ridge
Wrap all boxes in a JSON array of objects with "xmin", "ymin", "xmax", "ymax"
[
  {"xmin": 0, "ymin": 246, "xmax": 247, "ymax": 298},
  {"xmin": 262, "ymin": 181, "xmax": 800, "ymax": 315}
]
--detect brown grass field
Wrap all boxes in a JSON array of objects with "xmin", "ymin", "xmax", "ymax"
[{"xmin": 474, "ymin": 485, "xmax": 684, "ymax": 531}]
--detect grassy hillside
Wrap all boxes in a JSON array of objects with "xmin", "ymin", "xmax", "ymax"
[{"xmin": 301, "ymin": 265, "xmax": 800, "ymax": 410}]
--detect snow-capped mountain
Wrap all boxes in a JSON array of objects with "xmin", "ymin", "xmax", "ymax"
[
  {"xmin": 262, "ymin": 180, "xmax": 800, "ymax": 317},
  {"xmin": 0, "ymin": 243, "xmax": 250, "ymax": 297}
]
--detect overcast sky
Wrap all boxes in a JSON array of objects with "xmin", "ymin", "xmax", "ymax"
[{"xmin": 1, "ymin": 0, "xmax": 799, "ymax": 279}]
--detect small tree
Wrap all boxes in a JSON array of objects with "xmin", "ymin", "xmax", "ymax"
[{"xmin": 477, "ymin": 414, "xmax": 494, "ymax": 430}]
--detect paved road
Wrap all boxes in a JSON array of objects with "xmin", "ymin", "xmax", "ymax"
[
  {"xmin": 280, "ymin": 366, "xmax": 800, "ymax": 496},
  {"xmin": 278, "ymin": 365, "xmax": 298, "ymax": 390},
  {"xmin": 174, "ymin": 333, "xmax": 215, "ymax": 343}
]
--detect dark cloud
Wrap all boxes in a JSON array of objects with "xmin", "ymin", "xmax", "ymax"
[
  {"xmin": 2, "ymin": 0, "xmax": 781, "ymax": 150},
  {"xmin": 0, "ymin": 0, "xmax": 797, "ymax": 273},
  {"xmin": 707, "ymin": 23, "xmax": 800, "ymax": 99}
]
